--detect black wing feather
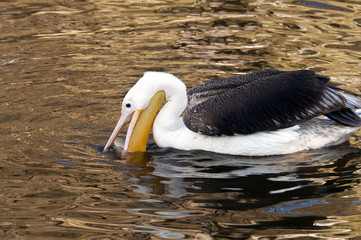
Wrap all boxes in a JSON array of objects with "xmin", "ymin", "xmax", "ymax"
[
  {"xmin": 183, "ymin": 70, "xmax": 360, "ymax": 136},
  {"xmin": 326, "ymin": 109, "xmax": 361, "ymax": 127},
  {"xmin": 187, "ymin": 70, "xmax": 288, "ymax": 109}
]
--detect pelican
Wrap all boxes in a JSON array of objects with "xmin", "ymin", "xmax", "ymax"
[{"xmin": 104, "ymin": 70, "xmax": 361, "ymax": 156}]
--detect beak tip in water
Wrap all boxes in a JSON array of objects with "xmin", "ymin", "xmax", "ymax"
[{"xmin": 103, "ymin": 144, "xmax": 112, "ymax": 153}]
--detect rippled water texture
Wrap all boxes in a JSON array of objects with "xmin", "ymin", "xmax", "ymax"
[{"xmin": 1, "ymin": 0, "xmax": 361, "ymax": 239}]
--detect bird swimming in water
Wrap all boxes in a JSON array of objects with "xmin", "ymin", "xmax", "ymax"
[{"xmin": 103, "ymin": 70, "xmax": 361, "ymax": 156}]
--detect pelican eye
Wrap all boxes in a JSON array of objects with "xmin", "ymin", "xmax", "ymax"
[{"xmin": 125, "ymin": 103, "xmax": 132, "ymax": 108}]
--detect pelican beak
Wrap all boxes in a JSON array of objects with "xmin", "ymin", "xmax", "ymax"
[
  {"xmin": 103, "ymin": 108, "xmax": 133, "ymax": 152},
  {"xmin": 103, "ymin": 91, "xmax": 165, "ymax": 153}
]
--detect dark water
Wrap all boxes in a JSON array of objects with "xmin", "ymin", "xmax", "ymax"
[{"xmin": 1, "ymin": 0, "xmax": 361, "ymax": 239}]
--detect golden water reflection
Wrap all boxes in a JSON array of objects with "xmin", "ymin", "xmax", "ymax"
[{"xmin": 1, "ymin": 0, "xmax": 361, "ymax": 239}]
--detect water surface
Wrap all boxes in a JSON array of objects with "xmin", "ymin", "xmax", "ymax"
[{"xmin": 1, "ymin": 0, "xmax": 361, "ymax": 239}]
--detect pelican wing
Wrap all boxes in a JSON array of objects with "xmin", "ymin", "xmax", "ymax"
[
  {"xmin": 183, "ymin": 70, "xmax": 361, "ymax": 136},
  {"xmin": 186, "ymin": 70, "xmax": 288, "ymax": 109}
]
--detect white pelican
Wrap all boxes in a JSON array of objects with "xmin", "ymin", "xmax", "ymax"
[{"xmin": 104, "ymin": 70, "xmax": 361, "ymax": 156}]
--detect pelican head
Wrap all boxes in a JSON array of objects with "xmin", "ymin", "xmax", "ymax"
[{"xmin": 103, "ymin": 72, "xmax": 184, "ymax": 153}]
